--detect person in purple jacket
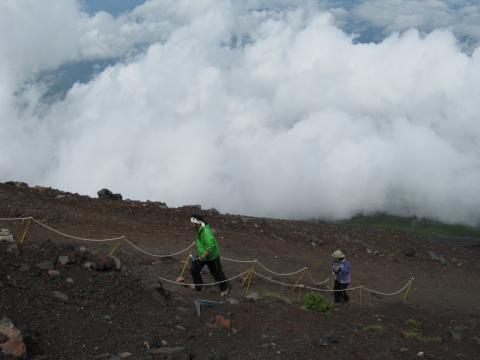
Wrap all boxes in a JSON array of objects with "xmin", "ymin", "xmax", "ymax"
[{"xmin": 331, "ymin": 249, "xmax": 350, "ymax": 304}]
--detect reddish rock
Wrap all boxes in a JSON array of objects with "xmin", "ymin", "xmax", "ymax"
[{"xmin": 0, "ymin": 318, "xmax": 27, "ymax": 358}]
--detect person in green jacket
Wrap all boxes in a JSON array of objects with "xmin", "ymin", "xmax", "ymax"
[{"xmin": 190, "ymin": 215, "xmax": 229, "ymax": 296}]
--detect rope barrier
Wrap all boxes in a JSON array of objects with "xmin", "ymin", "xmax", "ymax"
[
  {"xmin": 222, "ymin": 257, "xmax": 308, "ymax": 277},
  {"xmin": 157, "ymin": 270, "xmax": 251, "ymax": 287},
  {"xmin": 306, "ymin": 269, "xmax": 331, "ymax": 286},
  {"xmin": 361, "ymin": 278, "xmax": 414, "ymax": 296},
  {"xmin": 252, "ymin": 271, "xmax": 304, "ymax": 288},
  {"xmin": 0, "ymin": 216, "xmax": 415, "ymax": 300},
  {"xmin": 30, "ymin": 218, "xmax": 124, "ymax": 242},
  {"xmin": 221, "ymin": 256, "xmax": 256, "ymax": 263},
  {"xmin": 124, "ymin": 239, "xmax": 194, "ymax": 258},
  {"xmin": 255, "ymin": 260, "xmax": 307, "ymax": 276},
  {"xmin": 0, "ymin": 216, "xmax": 33, "ymax": 221}
]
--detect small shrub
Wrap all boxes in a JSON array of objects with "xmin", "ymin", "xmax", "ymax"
[
  {"xmin": 405, "ymin": 319, "xmax": 421, "ymax": 330},
  {"xmin": 303, "ymin": 292, "xmax": 332, "ymax": 313},
  {"xmin": 362, "ymin": 324, "xmax": 383, "ymax": 332}
]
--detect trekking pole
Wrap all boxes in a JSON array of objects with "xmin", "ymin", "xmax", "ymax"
[{"xmin": 177, "ymin": 251, "xmax": 192, "ymax": 282}]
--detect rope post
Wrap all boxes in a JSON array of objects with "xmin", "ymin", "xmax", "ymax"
[
  {"xmin": 291, "ymin": 268, "xmax": 306, "ymax": 293},
  {"xmin": 331, "ymin": 273, "xmax": 334, "ymax": 290},
  {"xmin": 108, "ymin": 237, "xmax": 125, "ymax": 256},
  {"xmin": 296, "ymin": 284, "xmax": 304, "ymax": 302},
  {"xmin": 245, "ymin": 269, "xmax": 255, "ymax": 296},
  {"xmin": 242, "ymin": 262, "xmax": 256, "ymax": 296},
  {"xmin": 178, "ymin": 251, "xmax": 193, "ymax": 281},
  {"xmin": 19, "ymin": 219, "xmax": 32, "ymax": 248},
  {"xmin": 403, "ymin": 277, "xmax": 414, "ymax": 303}
]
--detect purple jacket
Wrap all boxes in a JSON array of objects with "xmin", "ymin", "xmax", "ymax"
[{"xmin": 332, "ymin": 258, "xmax": 350, "ymax": 284}]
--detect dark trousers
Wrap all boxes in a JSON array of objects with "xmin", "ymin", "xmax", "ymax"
[
  {"xmin": 334, "ymin": 281, "xmax": 350, "ymax": 303},
  {"xmin": 190, "ymin": 256, "xmax": 228, "ymax": 291}
]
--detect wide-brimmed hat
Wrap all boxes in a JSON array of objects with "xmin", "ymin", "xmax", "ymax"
[{"xmin": 331, "ymin": 249, "xmax": 345, "ymax": 259}]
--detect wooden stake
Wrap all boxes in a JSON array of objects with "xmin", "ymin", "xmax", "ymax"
[
  {"xmin": 19, "ymin": 219, "xmax": 32, "ymax": 247},
  {"xmin": 403, "ymin": 278, "xmax": 414, "ymax": 302}
]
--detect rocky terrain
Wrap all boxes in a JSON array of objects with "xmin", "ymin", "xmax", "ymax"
[{"xmin": 0, "ymin": 181, "xmax": 479, "ymax": 359}]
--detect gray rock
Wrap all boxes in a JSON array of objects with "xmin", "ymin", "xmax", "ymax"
[
  {"xmin": 150, "ymin": 346, "xmax": 190, "ymax": 360},
  {"xmin": 118, "ymin": 352, "xmax": 132, "ymax": 358},
  {"xmin": 37, "ymin": 261, "xmax": 54, "ymax": 271},
  {"xmin": 427, "ymin": 251, "xmax": 448, "ymax": 265},
  {"xmin": 83, "ymin": 262, "xmax": 95, "ymax": 270},
  {"xmin": 226, "ymin": 298, "xmax": 239, "ymax": 305},
  {"xmin": 58, "ymin": 255, "xmax": 70, "ymax": 265},
  {"xmin": 48, "ymin": 270, "xmax": 61, "ymax": 277},
  {"xmin": 245, "ymin": 292, "xmax": 261, "ymax": 301},
  {"xmin": 93, "ymin": 354, "xmax": 121, "ymax": 360},
  {"xmin": 97, "ymin": 188, "xmax": 122, "ymax": 200},
  {"xmin": 52, "ymin": 291, "xmax": 69, "ymax": 302}
]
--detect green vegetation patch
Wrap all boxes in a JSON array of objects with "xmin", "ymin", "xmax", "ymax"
[
  {"xmin": 303, "ymin": 292, "xmax": 332, "ymax": 313},
  {"xmin": 340, "ymin": 213, "xmax": 480, "ymax": 239},
  {"xmin": 362, "ymin": 324, "xmax": 383, "ymax": 332},
  {"xmin": 401, "ymin": 319, "xmax": 442, "ymax": 343}
]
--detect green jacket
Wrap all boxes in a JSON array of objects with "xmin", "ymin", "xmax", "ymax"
[{"xmin": 196, "ymin": 225, "xmax": 220, "ymax": 261}]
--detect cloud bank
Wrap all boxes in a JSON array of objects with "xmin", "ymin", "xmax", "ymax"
[{"xmin": 1, "ymin": 0, "xmax": 480, "ymax": 225}]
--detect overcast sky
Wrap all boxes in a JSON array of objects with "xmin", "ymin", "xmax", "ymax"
[{"xmin": 1, "ymin": 0, "xmax": 479, "ymax": 225}]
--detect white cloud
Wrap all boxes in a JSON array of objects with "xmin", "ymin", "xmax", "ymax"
[
  {"xmin": 1, "ymin": 0, "xmax": 480, "ymax": 225},
  {"xmin": 348, "ymin": 0, "xmax": 480, "ymax": 50}
]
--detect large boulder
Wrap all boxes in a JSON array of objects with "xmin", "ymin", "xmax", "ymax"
[{"xmin": 97, "ymin": 188, "xmax": 122, "ymax": 201}]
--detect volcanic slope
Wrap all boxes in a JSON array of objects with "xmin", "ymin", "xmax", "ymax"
[{"xmin": 0, "ymin": 182, "xmax": 479, "ymax": 359}]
